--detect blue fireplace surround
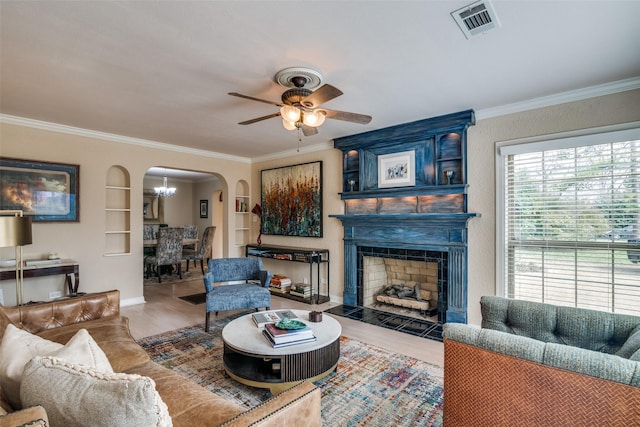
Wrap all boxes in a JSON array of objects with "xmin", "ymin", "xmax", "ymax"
[
  {"xmin": 331, "ymin": 110, "xmax": 478, "ymax": 326},
  {"xmin": 332, "ymin": 213, "xmax": 476, "ymax": 324}
]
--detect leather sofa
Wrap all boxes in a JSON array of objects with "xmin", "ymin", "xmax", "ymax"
[
  {"xmin": 0, "ymin": 290, "xmax": 321, "ymax": 426},
  {"xmin": 443, "ymin": 296, "xmax": 640, "ymax": 426}
]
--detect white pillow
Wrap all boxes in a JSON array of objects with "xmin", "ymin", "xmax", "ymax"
[
  {"xmin": 21, "ymin": 356, "xmax": 172, "ymax": 427},
  {"xmin": 0, "ymin": 325, "xmax": 112, "ymax": 409}
]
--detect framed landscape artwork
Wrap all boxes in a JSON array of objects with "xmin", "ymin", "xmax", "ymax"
[
  {"xmin": 0, "ymin": 157, "xmax": 79, "ymax": 222},
  {"xmin": 261, "ymin": 161, "xmax": 322, "ymax": 237},
  {"xmin": 378, "ymin": 150, "xmax": 416, "ymax": 188}
]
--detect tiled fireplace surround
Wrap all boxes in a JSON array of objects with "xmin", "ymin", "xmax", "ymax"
[{"xmin": 326, "ymin": 214, "xmax": 474, "ymax": 341}]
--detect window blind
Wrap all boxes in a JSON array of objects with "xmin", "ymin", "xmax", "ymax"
[{"xmin": 501, "ymin": 131, "xmax": 640, "ymax": 315}]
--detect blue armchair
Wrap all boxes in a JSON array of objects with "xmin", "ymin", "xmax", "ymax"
[{"xmin": 203, "ymin": 258, "xmax": 272, "ymax": 332}]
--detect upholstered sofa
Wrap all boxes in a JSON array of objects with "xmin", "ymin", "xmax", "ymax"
[
  {"xmin": 0, "ymin": 290, "xmax": 321, "ymax": 426},
  {"xmin": 443, "ymin": 296, "xmax": 640, "ymax": 426}
]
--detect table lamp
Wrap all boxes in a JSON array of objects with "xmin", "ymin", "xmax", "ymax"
[{"xmin": 0, "ymin": 210, "xmax": 33, "ymax": 305}]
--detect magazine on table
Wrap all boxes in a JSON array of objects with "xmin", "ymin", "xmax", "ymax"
[
  {"xmin": 251, "ymin": 310, "xmax": 298, "ymax": 328},
  {"xmin": 263, "ymin": 322, "xmax": 313, "ymax": 339},
  {"xmin": 262, "ymin": 330, "xmax": 317, "ymax": 348}
]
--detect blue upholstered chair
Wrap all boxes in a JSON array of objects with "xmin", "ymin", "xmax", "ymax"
[
  {"xmin": 144, "ymin": 227, "xmax": 183, "ymax": 283},
  {"xmin": 183, "ymin": 226, "xmax": 215, "ymax": 274},
  {"xmin": 203, "ymin": 258, "xmax": 272, "ymax": 332}
]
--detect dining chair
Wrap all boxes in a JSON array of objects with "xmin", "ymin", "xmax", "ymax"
[
  {"xmin": 183, "ymin": 226, "xmax": 215, "ymax": 274},
  {"xmin": 144, "ymin": 227, "xmax": 184, "ymax": 283},
  {"xmin": 143, "ymin": 223, "xmax": 161, "ymax": 254},
  {"xmin": 182, "ymin": 225, "xmax": 198, "ymax": 251}
]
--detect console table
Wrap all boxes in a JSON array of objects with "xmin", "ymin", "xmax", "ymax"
[
  {"xmin": 245, "ymin": 244, "xmax": 329, "ymax": 304},
  {"xmin": 0, "ymin": 259, "xmax": 80, "ymax": 296}
]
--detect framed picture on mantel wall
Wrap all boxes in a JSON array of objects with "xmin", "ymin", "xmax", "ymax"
[
  {"xmin": 261, "ymin": 161, "xmax": 322, "ymax": 237},
  {"xmin": 378, "ymin": 150, "xmax": 416, "ymax": 188}
]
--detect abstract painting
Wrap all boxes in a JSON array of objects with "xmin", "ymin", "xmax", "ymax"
[{"xmin": 261, "ymin": 161, "xmax": 322, "ymax": 237}]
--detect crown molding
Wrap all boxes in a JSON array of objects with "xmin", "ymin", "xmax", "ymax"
[
  {"xmin": 0, "ymin": 114, "xmax": 251, "ymax": 164},
  {"xmin": 250, "ymin": 140, "xmax": 334, "ymax": 162},
  {"xmin": 3, "ymin": 77, "xmax": 638, "ymax": 162},
  {"xmin": 476, "ymin": 77, "xmax": 640, "ymax": 120}
]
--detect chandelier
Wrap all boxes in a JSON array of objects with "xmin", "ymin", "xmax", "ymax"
[{"xmin": 154, "ymin": 175, "xmax": 176, "ymax": 197}]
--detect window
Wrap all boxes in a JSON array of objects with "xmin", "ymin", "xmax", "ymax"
[{"xmin": 496, "ymin": 126, "xmax": 640, "ymax": 315}]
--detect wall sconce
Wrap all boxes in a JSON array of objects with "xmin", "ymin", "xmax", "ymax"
[{"xmin": 0, "ymin": 210, "xmax": 33, "ymax": 305}]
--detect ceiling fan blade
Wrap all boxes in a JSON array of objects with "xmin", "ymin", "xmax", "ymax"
[
  {"xmin": 323, "ymin": 108, "xmax": 372, "ymax": 124},
  {"xmin": 238, "ymin": 112, "xmax": 281, "ymax": 125},
  {"xmin": 228, "ymin": 92, "xmax": 282, "ymax": 107},
  {"xmin": 302, "ymin": 124, "xmax": 319, "ymax": 136},
  {"xmin": 300, "ymin": 84, "xmax": 343, "ymax": 108}
]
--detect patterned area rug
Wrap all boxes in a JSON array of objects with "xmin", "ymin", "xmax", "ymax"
[{"xmin": 138, "ymin": 316, "xmax": 443, "ymax": 426}]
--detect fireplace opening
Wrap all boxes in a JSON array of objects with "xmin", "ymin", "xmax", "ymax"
[
  {"xmin": 358, "ymin": 246, "xmax": 448, "ymax": 325},
  {"xmin": 363, "ymin": 257, "xmax": 438, "ymax": 322}
]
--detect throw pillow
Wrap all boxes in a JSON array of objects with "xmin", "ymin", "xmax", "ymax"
[
  {"xmin": 21, "ymin": 356, "xmax": 172, "ymax": 427},
  {"xmin": 0, "ymin": 325, "xmax": 113, "ymax": 409}
]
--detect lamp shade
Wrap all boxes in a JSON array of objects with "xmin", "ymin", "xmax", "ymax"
[
  {"xmin": 280, "ymin": 105, "xmax": 300, "ymax": 123},
  {"xmin": 302, "ymin": 110, "xmax": 326, "ymax": 127},
  {"xmin": 0, "ymin": 216, "xmax": 32, "ymax": 247},
  {"xmin": 282, "ymin": 119, "xmax": 297, "ymax": 130}
]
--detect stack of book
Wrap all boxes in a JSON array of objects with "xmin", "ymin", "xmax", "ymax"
[
  {"xmin": 269, "ymin": 274, "xmax": 292, "ymax": 293},
  {"xmin": 251, "ymin": 310, "xmax": 298, "ymax": 328},
  {"xmin": 290, "ymin": 283, "xmax": 312, "ymax": 298},
  {"xmin": 262, "ymin": 322, "xmax": 316, "ymax": 348}
]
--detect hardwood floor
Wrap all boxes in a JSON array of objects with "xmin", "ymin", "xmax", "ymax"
[{"xmin": 121, "ymin": 278, "xmax": 444, "ymax": 367}]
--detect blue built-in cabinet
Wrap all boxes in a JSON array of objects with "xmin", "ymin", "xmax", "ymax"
[
  {"xmin": 336, "ymin": 109, "xmax": 475, "ymax": 209},
  {"xmin": 331, "ymin": 110, "xmax": 478, "ymax": 324}
]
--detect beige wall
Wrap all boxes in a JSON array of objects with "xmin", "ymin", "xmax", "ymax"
[
  {"xmin": 1, "ymin": 89, "xmax": 638, "ymax": 322},
  {"xmin": 0, "ymin": 122, "xmax": 251, "ymax": 305},
  {"xmin": 250, "ymin": 147, "xmax": 344, "ymax": 298},
  {"xmin": 466, "ymin": 89, "xmax": 640, "ymax": 325}
]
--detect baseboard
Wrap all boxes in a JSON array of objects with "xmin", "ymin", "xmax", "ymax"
[{"xmin": 120, "ymin": 296, "xmax": 146, "ymax": 307}]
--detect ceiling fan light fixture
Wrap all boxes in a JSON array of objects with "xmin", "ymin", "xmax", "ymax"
[
  {"xmin": 302, "ymin": 110, "xmax": 326, "ymax": 127},
  {"xmin": 280, "ymin": 105, "xmax": 300, "ymax": 122},
  {"xmin": 282, "ymin": 118, "xmax": 297, "ymax": 130}
]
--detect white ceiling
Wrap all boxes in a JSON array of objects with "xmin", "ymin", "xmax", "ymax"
[{"xmin": 1, "ymin": 1, "xmax": 639, "ymax": 160}]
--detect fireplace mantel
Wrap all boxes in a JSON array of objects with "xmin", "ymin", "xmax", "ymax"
[{"xmin": 332, "ymin": 110, "xmax": 477, "ymax": 324}]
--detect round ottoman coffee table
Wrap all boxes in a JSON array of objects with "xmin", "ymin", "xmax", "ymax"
[{"xmin": 221, "ymin": 309, "xmax": 341, "ymax": 394}]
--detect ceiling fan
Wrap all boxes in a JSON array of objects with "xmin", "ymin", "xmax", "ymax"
[{"xmin": 229, "ymin": 67, "xmax": 372, "ymax": 138}]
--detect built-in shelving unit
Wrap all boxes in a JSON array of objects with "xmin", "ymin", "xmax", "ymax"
[
  {"xmin": 335, "ymin": 109, "xmax": 474, "ymax": 214},
  {"xmin": 105, "ymin": 166, "xmax": 131, "ymax": 256},
  {"xmin": 235, "ymin": 180, "xmax": 250, "ymax": 247}
]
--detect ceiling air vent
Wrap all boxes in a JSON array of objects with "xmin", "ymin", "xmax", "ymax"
[{"xmin": 451, "ymin": 0, "xmax": 501, "ymax": 39}]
